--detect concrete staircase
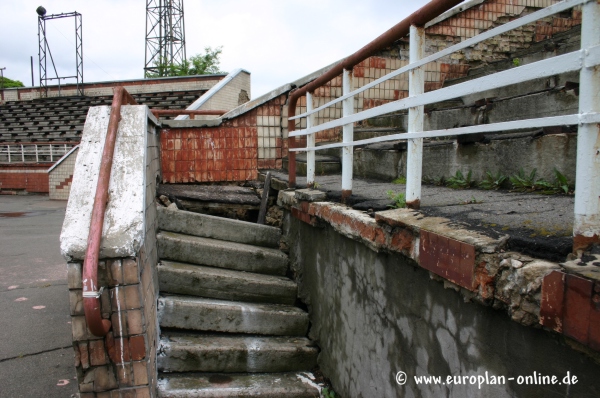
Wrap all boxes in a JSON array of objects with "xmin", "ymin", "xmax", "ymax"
[{"xmin": 155, "ymin": 206, "xmax": 320, "ymax": 397}]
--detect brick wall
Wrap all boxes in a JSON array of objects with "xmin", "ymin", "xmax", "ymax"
[
  {"xmin": 66, "ymin": 110, "xmax": 161, "ymax": 397},
  {"xmin": 49, "ymin": 147, "xmax": 79, "ymax": 200},
  {"xmin": 160, "ymin": 94, "xmax": 289, "ymax": 183},
  {"xmin": 0, "ymin": 164, "xmax": 49, "ymax": 193}
]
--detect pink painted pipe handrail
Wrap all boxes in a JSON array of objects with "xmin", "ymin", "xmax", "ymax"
[{"xmin": 82, "ymin": 87, "xmax": 137, "ymax": 337}]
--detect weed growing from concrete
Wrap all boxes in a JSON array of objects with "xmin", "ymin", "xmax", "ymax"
[
  {"xmin": 509, "ymin": 168, "xmax": 572, "ymax": 194},
  {"xmin": 446, "ymin": 170, "xmax": 475, "ymax": 189},
  {"xmin": 392, "ymin": 176, "xmax": 407, "ymax": 184},
  {"xmin": 479, "ymin": 171, "xmax": 507, "ymax": 190},
  {"xmin": 386, "ymin": 190, "xmax": 407, "ymax": 208},
  {"xmin": 322, "ymin": 387, "xmax": 337, "ymax": 398}
]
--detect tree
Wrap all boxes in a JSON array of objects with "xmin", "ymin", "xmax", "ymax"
[
  {"xmin": 146, "ymin": 46, "xmax": 225, "ymax": 78},
  {"xmin": 0, "ymin": 76, "xmax": 25, "ymax": 88}
]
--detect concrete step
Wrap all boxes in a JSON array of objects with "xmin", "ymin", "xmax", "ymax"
[
  {"xmin": 158, "ymin": 334, "xmax": 318, "ymax": 373},
  {"xmin": 158, "ymin": 372, "xmax": 321, "ymax": 398},
  {"xmin": 158, "ymin": 261, "xmax": 297, "ymax": 305},
  {"xmin": 158, "ymin": 206, "xmax": 281, "ymax": 248},
  {"xmin": 158, "ymin": 295, "xmax": 309, "ymax": 336},
  {"xmin": 157, "ymin": 231, "xmax": 288, "ymax": 276},
  {"xmin": 282, "ymin": 153, "xmax": 341, "ymax": 176}
]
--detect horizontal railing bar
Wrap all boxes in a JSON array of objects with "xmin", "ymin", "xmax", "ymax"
[
  {"xmin": 290, "ymin": 47, "xmax": 595, "ymax": 138},
  {"xmin": 289, "ymin": 113, "xmax": 600, "ymax": 152},
  {"xmin": 290, "ymin": 0, "xmax": 591, "ymax": 121}
]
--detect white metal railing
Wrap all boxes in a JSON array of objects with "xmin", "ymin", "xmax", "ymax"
[
  {"xmin": 0, "ymin": 142, "xmax": 75, "ymax": 163},
  {"xmin": 288, "ymin": 0, "xmax": 600, "ymax": 243}
]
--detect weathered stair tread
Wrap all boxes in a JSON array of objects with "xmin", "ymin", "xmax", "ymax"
[
  {"xmin": 158, "ymin": 206, "xmax": 281, "ymax": 248},
  {"xmin": 158, "ymin": 261, "xmax": 297, "ymax": 305},
  {"xmin": 158, "ymin": 372, "xmax": 321, "ymax": 398},
  {"xmin": 157, "ymin": 231, "xmax": 288, "ymax": 276},
  {"xmin": 158, "ymin": 334, "xmax": 318, "ymax": 373},
  {"xmin": 158, "ymin": 295, "xmax": 309, "ymax": 336}
]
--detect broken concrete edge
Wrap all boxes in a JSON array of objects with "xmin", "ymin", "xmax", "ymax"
[{"xmin": 278, "ymin": 190, "xmax": 600, "ymax": 356}]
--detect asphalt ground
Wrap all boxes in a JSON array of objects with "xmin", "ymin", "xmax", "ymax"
[
  {"xmin": 266, "ymin": 171, "xmax": 575, "ymax": 262},
  {"xmin": 0, "ymin": 195, "xmax": 77, "ymax": 398}
]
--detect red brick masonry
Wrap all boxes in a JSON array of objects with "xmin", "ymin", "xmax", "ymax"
[{"xmin": 0, "ymin": 164, "xmax": 50, "ymax": 193}]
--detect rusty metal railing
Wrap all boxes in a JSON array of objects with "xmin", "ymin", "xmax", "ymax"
[{"xmin": 82, "ymin": 87, "xmax": 137, "ymax": 337}]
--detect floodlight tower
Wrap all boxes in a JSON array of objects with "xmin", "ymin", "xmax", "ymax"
[
  {"xmin": 36, "ymin": 6, "xmax": 84, "ymax": 97},
  {"xmin": 144, "ymin": 0, "xmax": 187, "ymax": 77}
]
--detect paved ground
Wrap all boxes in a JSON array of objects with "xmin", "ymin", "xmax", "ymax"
[
  {"xmin": 0, "ymin": 195, "xmax": 77, "ymax": 398},
  {"xmin": 266, "ymin": 171, "xmax": 575, "ymax": 261}
]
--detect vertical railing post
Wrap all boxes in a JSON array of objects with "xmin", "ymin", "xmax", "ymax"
[
  {"xmin": 405, "ymin": 25, "xmax": 425, "ymax": 209},
  {"xmin": 50, "ymin": 144, "xmax": 53, "ymax": 162},
  {"xmin": 341, "ymin": 68, "xmax": 354, "ymax": 201},
  {"xmin": 306, "ymin": 92, "xmax": 316, "ymax": 188},
  {"xmin": 7, "ymin": 145, "xmax": 11, "ymax": 163},
  {"xmin": 20, "ymin": 144, "xmax": 24, "ymax": 162},
  {"xmin": 35, "ymin": 145, "xmax": 39, "ymax": 163},
  {"xmin": 573, "ymin": 0, "xmax": 600, "ymax": 253}
]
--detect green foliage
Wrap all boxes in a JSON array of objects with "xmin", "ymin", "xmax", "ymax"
[
  {"xmin": 478, "ymin": 171, "xmax": 507, "ymax": 190},
  {"xmin": 509, "ymin": 168, "xmax": 539, "ymax": 192},
  {"xmin": 512, "ymin": 58, "xmax": 521, "ymax": 67},
  {"xmin": 553, "ymin": 168, "xmax": 570, "ymax": 194},
  {"xmin": 146, "ymin": 46, "xmax": 225, "ymax": 78},
  {"xmin": 392, "ymin": 176, "xmax": 407, "ymax": 184},
  {"xmin": 446, "ymin": 170, "xmax": 474, "ymax": 189},
  {"xmin": 322, "ymin": 387, "xmax": 337, "ymax": 398},
  {"xmin": 386, "ymin": 190, "xmax": 406, "ymax": 209},
  {"xmin": 509, "ymin": 168, "xmax": 572, "ymax": 194},
  {"xmin": 0, "ymin": 76, "xmax": 25, "ymax": 88}
]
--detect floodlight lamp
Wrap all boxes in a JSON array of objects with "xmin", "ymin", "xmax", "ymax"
[{"xmin": 36, "ymin": 6, "xmax": 47, "ymax": 17}]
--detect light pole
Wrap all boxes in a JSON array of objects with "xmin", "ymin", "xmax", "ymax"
[{"xmin": 0, "ymin": 67, "xmax": 5, "ymax": 91}]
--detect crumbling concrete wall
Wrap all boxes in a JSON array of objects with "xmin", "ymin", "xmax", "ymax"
[
  {"xmin": 61, "ymin": 105, "xmax": 161, "ymax": 397},
  {"xmin": 284, "ymin": 211, "xmax": 600, "ymax": 397}
]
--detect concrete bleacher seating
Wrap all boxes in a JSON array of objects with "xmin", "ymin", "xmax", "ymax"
[{"xmin": 0, "ymin": 90, "xmax": 205, "ymax": 143}]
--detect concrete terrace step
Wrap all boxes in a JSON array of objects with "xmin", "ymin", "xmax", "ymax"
[
  {"xmin": 157, "ymin": 206, "xmax": 281, "ymax": 248},
  {"xmin": 158, "ymin": 261, "xmax": 297, "ymax": 305},
  {"xmin": 158, "ymin": 295, "xmax": 309, "ymax": 336},
  {"xmin": 157, "ymin": 231, "xmax": 288, "ymax": 276},
  {"xmin": 283, "ymin": 153, "xmax": 341, "ymax": 176},
  {"xmin": 158, "ymin": 372, "xmax": 321, "ymax": 398},
  {"xmin": 158, "ymin": 334, "xmax": 318, "ymax": 373}
]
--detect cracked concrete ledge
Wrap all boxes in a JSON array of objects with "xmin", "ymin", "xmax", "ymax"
[{"xmin": 279, "ymin": 190, "xmax": 599, "ymax": 355}]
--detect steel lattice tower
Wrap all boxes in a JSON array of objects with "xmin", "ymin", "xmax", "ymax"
[{"xmin": 144, "ymin": 0, "xmax": 187, "ymax": 77}]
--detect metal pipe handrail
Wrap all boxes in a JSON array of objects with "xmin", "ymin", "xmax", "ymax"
[
  {"xmin": 290, "ymin": 0, "xmax": 590, "ymax": 122},
  {"xmin": 82, "ymin": 86, "xmax": 137, "ymax": 337},
  {"xmin": 287, "ymin": 0, "xmax": 464, "ymax": 188}
]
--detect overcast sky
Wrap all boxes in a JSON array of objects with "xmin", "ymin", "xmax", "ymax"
[{"xmin": 1, "ymin": 1, "xmax": 432, "ymax": 99}]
